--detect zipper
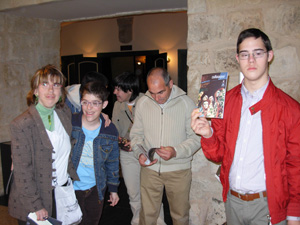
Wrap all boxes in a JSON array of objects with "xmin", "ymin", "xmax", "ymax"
[{"xmin": 158, "ymin": 108, "xmax": 163, "ymax": 176}]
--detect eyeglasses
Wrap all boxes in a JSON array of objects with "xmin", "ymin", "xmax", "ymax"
[
  {"xmin": 81, "ymin": 100, "xmax": 103, "ymax": 108},
  {"xmin": 40, "ymin": 82, "xmax": 62, "ymax": 89},
  {"xmin": 238, "ymin": 50, "xmax": 267, "ymax": 60}
]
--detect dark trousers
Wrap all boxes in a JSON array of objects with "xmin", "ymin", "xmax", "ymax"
[{"xmin": 75, "ymin": 185, "xmax": 104, "ymax": 225}]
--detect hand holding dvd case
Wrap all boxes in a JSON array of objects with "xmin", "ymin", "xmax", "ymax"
[
  {"xmin": 137, "ymin": 144, "xmax": 157, "ymax": 165},
  {"xmin": 197, "ymin": 72, "xmax": 228, "ymax": 119},
  {"xmin": 118, "ymin": 137, "xmax": 131, "ymax": 151}
]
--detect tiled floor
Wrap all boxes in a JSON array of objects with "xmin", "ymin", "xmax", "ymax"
[{"xmin": 0, "ymin": 178, "xmax": 173, "ymax": 225}]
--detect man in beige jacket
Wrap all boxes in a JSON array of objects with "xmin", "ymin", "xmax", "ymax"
[
  {"xmin": 130, "ymin": 67, "xmax": 201, "ymax": 225},
  {"xmin": 112, "ymin": 72, "xmax": 165, "ymax": 225}
]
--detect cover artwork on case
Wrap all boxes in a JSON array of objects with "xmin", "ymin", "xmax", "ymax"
[{"xmin": 197, "ymin": 72, "xmax": 228, "ymax": 119}]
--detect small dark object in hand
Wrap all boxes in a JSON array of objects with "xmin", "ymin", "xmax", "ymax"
[
  {"xmin": 118, "ymin": 137, "xmax": 131, "ymax": 151},
  {"xmin": 148, "ymin": 148, "xmax": 158, "ymax": 161}
]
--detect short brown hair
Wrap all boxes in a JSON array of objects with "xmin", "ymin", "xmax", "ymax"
[
  {"xmin": 80, "ymin": 81, "xmax": 109, "ymax": 102},
  {"xmin": 26, "ymin": 64, "xmax": 66, "ymax": 108}
]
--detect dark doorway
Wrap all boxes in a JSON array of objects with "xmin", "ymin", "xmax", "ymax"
[
  {"xmin": 178, "ymin": 49, "xmax": 187, "ymax": 93},
  {"xmin": 61, "ymin": 51, "xmax": 167, "ymax": 117}
]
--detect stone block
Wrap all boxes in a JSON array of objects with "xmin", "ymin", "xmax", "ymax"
[
  {"xmin": 0, "ymin": 0, "xmax": 12, "ymax": 10},
  {"xmin": 191, "ymin": 151, "xmax": 209, "ymax": 172},
  {"xmin": 227, "ymin": 74, "xmax": 240, "ymax": 91},
  {"xmin": 188, "ymin": 14, "xmax": 224, "ymax": 43},
  {"xmin": 190, "ymin": 177, "xmax": 224, "ymax": 225},
  {"xmin": 38, "ymin": 51, "xmax": 60, "ymax": 67},
  {"xmin": 207, "ymin": 0, "xmax": 243, "ymax": 11},
  {"xmin": 0, "ymin": 0, "xmax": 63, "ymax": 10},
  {"xmin": 205, "ymin": 197, "xmax": 226, "ymax": 225},
  {"xmin": 0, "ymin": 36, "xmax": 6, "ymax": 62},
  {"xmin": 41, "ymin": 30, "xmax": 60, "ymax": 48},
  {"xmin": 6, "ymin": 14, "xmax": 38, "ymax": 34},
  {"xmin": 265, "ymin": 4, "xmax": 300, "ymax": 36},
  {"xmin": 7, "ymin": 33, "xmax": 38, "ymax": 62},
  {"xmin": 215, "ymin": 48, "xmax": 239, "ymax": 73},
  {"xmin": 188, "ymin": 49, "xmax": 211, "ymax": 67},
  {"xmin": 187, "ymin": 0, "xmax": 207, "ymax": 14},
  {"xmin": 273, "ymin": 78, "xmax": 300, "ymax": 102},
  {"xmin": 40, "ymin": 18, "xmax": 61, "ymax": 30},
  {"xmin": 190, "ymin": 198, "xmax": 209, "ymax": 225},
  {"xmin": 225, "ymin": 10, "xmax": 264, "ymax": 40},
  {"xmin": 0, "ymin": 14, "xmax": 6, "ymax": 32},
  {"xmin": 270, "ymin": 46, "xmax": 300, "ymax": 79}
]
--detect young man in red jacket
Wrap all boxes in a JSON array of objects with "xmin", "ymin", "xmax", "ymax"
[{"xmin": 191, "ymin": 28, "xmax": 300, "ymax": 225}]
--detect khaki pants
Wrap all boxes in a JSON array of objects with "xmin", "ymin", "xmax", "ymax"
[
  {"xmin": 120, "ymin": 151, "xmax": 165, "ymax": 225},
  {"xmin": 139, "ymin": 167, "xmax": 191, "ymax": 225}
]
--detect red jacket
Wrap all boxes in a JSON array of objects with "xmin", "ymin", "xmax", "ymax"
[{"xmin": 201, "ymin": 79, "xmax": 300, "ymax": 224}]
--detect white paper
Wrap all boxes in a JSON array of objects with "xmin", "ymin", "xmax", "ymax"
[{"xmin": 28, "ymin": 212, "xmax": 52, "ymax": 225}]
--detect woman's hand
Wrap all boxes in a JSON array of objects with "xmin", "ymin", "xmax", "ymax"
[
  {"xmin": 108, "ymin": 192, "xmax": 119, "ymax": 206},
  {"xmin": 35, "ymin": 208, "xmax": 48, "ymax": 221}
]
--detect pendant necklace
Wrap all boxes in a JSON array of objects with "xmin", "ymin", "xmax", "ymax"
[{"xmin": 48, "ymin": 114, "xmax": 52, "ymax": 126}]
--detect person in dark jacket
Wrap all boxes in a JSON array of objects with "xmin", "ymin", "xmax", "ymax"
[{"xmin": 71, "ymin": 81, "xmax": 120, "ymax": 225}]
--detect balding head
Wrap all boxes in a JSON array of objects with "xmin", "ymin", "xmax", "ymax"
[{"xmin": 146, "ymin": 67, "xmax": 173, "ymax": 104}]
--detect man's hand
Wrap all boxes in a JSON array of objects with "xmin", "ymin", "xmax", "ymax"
[
  {"xmin": 35, "ymin": 208, "xmax": 48, "ymax": 221},
  {"xmin": 191, "ymin": 108, "xmax": 212, "ymax": 138},
  {"xmin": 138, "ymin": 154, "xmax": 157, "ymax": 167},
  {"xmin": 108, "ymin": 192, "xmax": 119, "ymax": 206},
  {"xmin": 101, "ymin": 113, "xmax": 111, "ymax": 127},
  {"xmin": 156, "ymin": 146, "xmax": 176, "ymax": 160}
]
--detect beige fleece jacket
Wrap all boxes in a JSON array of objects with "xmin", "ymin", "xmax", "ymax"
[{"xmin": 130, "ymin": 85, "xmax": 201, "ymax": 173}]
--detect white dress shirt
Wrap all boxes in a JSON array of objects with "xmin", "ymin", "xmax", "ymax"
[{"xmin": 229, "ymin": 80, "xmax": 269, "ymax": 194}]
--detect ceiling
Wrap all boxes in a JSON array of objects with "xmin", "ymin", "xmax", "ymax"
[{"xmin": 1, "ymin": 0, "xmax": 187, "ymax": 22}]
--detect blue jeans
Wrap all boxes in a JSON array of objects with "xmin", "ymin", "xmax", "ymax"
[{"xmin": 75, "ymin": 186, "xmax": 104, "ymax": 225}]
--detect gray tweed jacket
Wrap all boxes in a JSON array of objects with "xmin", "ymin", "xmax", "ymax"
[{"xmin": 8, "ymin": 104, "xmax": 79, "ymax": 221}]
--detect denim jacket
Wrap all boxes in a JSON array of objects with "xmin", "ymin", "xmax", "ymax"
[{"xmin": 71, "ymin": 112, "xmax": 120, "ymax": 201}]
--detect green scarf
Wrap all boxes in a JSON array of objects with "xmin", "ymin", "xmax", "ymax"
[{"xmin": 36, "ymin": 103, "xmax": 55, "ymax": 131}]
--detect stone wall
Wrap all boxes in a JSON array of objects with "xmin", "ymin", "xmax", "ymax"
[
  {"xmin": 0, "ymin": 0, "xmax": 63, "ymax": 10},
  {"xmin": 187, "ymin": 0, "xmax": 300, "ymax": 224},
  {"xmin": 0, "ymin": 13, "xmax": 60, "ymax": 142}
]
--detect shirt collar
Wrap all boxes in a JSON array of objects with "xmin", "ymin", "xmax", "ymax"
[{"xmin": 241, "ymin": 77, "xmax": 270, "ymax": 102}]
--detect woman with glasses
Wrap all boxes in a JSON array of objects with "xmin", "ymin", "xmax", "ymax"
[
  {"xmin": 71, "ymin": 81, "xmax": 119, "ymax": 225},
  {"xmin": 8, "ymin": 65, "xmax": 79, "ymax": 224}
]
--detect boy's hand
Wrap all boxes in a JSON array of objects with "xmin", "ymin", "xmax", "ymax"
[
  {"xmin": 191, "ymin": 108, "xmax": 212, "ymax": 138},
  {"xmin": 108, "ymin": 192, "xmax": 119, "ymax": 206}
]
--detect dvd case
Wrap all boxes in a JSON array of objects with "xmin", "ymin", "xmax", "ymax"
[{"xmin": 197, "ymin": 72, "xmax": 228, "ymax": 119}]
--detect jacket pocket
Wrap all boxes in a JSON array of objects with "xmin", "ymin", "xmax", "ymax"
[{"xmin": 99, "ymin": 144, "xmax": 113, "ymax": 160}]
